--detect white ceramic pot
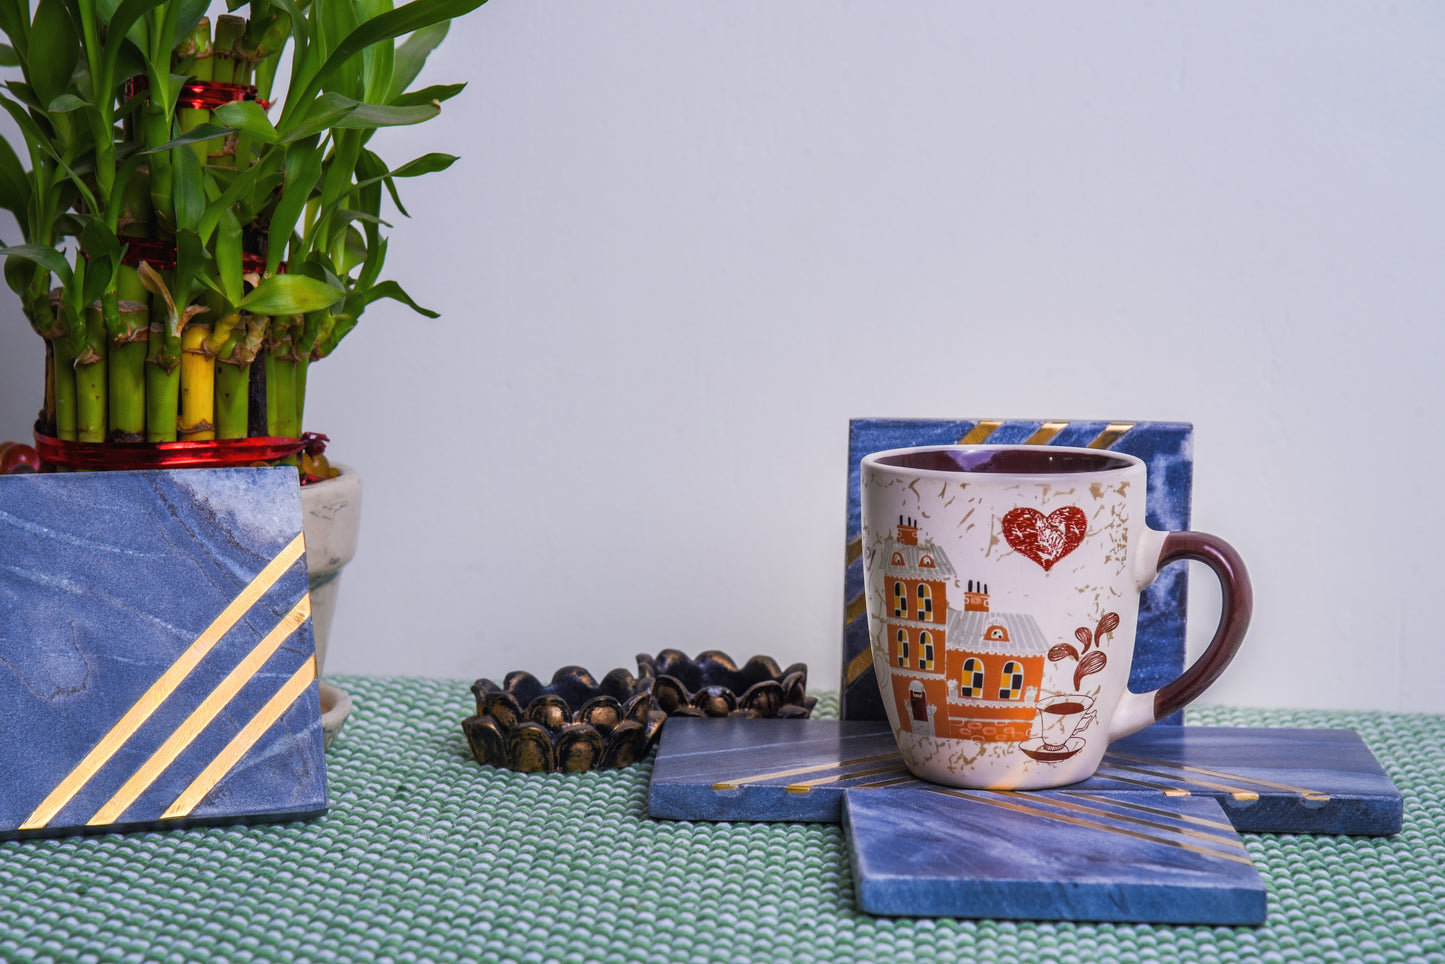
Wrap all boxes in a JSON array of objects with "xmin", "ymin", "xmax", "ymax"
[{"xmin": 299, "ymin": 462, "xmax": 362, "ymax": 676}]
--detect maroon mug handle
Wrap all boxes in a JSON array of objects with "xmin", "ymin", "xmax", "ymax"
[{"xmin": 1108, "ymin": 531, "xmax": 1253, "ymax": 741}]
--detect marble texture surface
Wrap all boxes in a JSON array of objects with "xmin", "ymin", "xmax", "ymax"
[
  {"xmin": 0, "ymin": 468, "xmax": 327, "ymax": 838},
  {"xmin": 841, "ymin": 419, "xmax": 1195, "ymax": 722},
  {"xmin": 844, "ymin": 787, "xmax": 1267, "ymax": 923},
  {"xmin": 647, "ymin": 717, "xmax": 1402, "ymax": 835}
]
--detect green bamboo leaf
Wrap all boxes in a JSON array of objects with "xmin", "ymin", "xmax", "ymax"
[
  {"xmin": 390, "ymin": 152, "xmax": 458, "ymax": 178},
  {"xmin": 388, "ymin": 22, "xmax": 447, "ymax": 101},
  {"xmin": 389, "ymin": 82, "xmax": 465, "ymax": 109},
  {"xmin": 279, "ymin": 0, "xmax": 488, "ymax": 137},
  {"xmin": 0, "ymin": 135, "xmax": 29, "ymax": 218},
  {"xmin": 267, "ymin": 135, "xmax": 325, "ymax": 272},
  {"xmin": 212, "ymin": 101, "xmax": 281, "ymax": 145},
  {"xmin": 333, "ymin": 98, "xmax": 439, "ymax": 129},
  {"xmin": 0, "ymin": 243, "xmax": 73, "ymax": 286},
  {"xmin": 279, "ymin": 97, "xmax": 358, "ymax": 143},
  {"xmin": 171, "ymin": 145, "xmax": 204, "ymax": 239},
  {"xmin": 0, "ymin": 43, "xmax": 18, "ymax": 67},
  {"xmin": 28, "ymin": 0, "xmax": 79, "ymax": 111},
  {"xmin": 215, "ymin": 206, "xmax": 244, "ymax": 305},
  {"xmin": 360, "ymin": 0, "xmax": 396, "ymax": 105},
  {"xmin": 141, "ymin": 123, "xmax": 233, "ymax": 152},
  {"xmin": 357, "ymin": 279, "xmax": 438, "ymax": 317},
  {"xmin": 45, "ymin": 92, "xmax": 87, "ymax": 113},
  {"xmin": 239, "ymin": 274, "xmax": 345, "ymax": 315}
]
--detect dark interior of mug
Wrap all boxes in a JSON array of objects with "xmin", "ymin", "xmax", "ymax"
[{"xmin": 874, "ymin": 448, "xmax": 1133, "ymax": 474}]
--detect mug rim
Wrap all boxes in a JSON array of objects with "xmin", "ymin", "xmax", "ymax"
[{"xmin": 861, "ymin": 444, "xmax": 1144, "ymax": 479}]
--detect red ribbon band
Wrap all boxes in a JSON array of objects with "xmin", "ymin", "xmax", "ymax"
[
  {"xmin": 123, "ymin": 75, "xmax": 272, "ymax": 111},
  {"xmin": 34, "ymin": 432, "xmax": 326, "ymax": 472}
]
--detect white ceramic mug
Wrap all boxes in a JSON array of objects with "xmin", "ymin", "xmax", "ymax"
[{"xmin": 861, "ymin": 445, "xmax": 1251, "ymax": 789}]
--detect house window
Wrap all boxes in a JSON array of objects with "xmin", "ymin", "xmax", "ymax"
[
  {"xmin": 893, "ymin": 582, "xmax": 905, "ymax": 617},
  {"xmin": 917, "ymin": 584, "xmax": 933, "ymax": 621},
  {"xmin": 985, "ymin": 624, "xmax": 1010, "ymax": 643},
  {"xmin": 919, "ymin": 555, "xmax": 935, "ymax": 569},
  {"xmin": 998, "ymin": 661, "xmax": 1024, "ymax": 700},
  {"xmin": 919, "ymin": 631, "xmax": 935, "ymax": 671},
  {"xmin": 891, "ymin": 552, "xmax": 906, "ymax": 566},
  {"xmin": 896, "ymin": 629, "xmax": 909, "ymax": 666},
  {"xmin": 961, "ymin": 658, "xmax": 985, "ymax": 699}
]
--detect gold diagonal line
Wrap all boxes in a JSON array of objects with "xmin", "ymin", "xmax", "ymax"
[
  {"xmin": 162, "ymin": 657, "xmax": 318, "ymax": 820},
  {"xmin": 843, "ymin": 644, "xmax": 875, "ymax": 686},
  {"xmin": 712, "ymin": 751, "xmax": 901, "ymax": 791},
  {"xmin": 88, "ymin": 597, "xmax": 312, "ymax": 826},
  {"xmin": 1093, "ymin": 763, "xmax": 1194, "ymax": 797},
  {"xmin": 1101, "ymin": 760, "xmax": 1260, "ymax": 801},
  {"xmin": 997, "ymin": 791, "xmax": 1246, "ymax": 852},
  {"xmin": 845, "ymin": 537, "xmax": 862, "ymax": 567},
  {"xmin": 1073, "ymin": 793, "xmax": 1233, "ymax": 832},
  {"xmin": 927, "ymin": 788, "xmax": 1256, "ymax": 867},
  {"xmin": 1087, "ymin": 422, "xmax": 1135, "ymax": 449},
  {"xmin": 958, "ymin": 420, "xmax": 1004, "ymax": 444},
  {"xmin": 1024, "ymin": 421, "xmax": 1070, "ymax": 445},
  {"xmin": 853, "ymin": 775, "xmax": 919, "ymax": 789},
  {"xmin": 844, "ymin": 593, "xmax": 867, "ymax": 626},
  {"xmin": 1107, "ymin": 751, "xmax": 1331, "ymax": 802},
  {"xmin": 20, "ymin": 533, "xmax": 307, "ymax": 831},
  {"xmin": 786, "ymin": 763, "xmax": 914, "ymax": 793}
]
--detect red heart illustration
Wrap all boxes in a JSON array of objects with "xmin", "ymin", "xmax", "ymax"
[{"xmin": 1002, "ymin": 506, "xmax": 1087, "ymax": 572}]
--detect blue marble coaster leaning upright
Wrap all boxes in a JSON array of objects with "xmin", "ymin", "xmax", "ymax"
[{"xmin": 0, "ymin": 467, "xmax": 328, "ymax": 839}]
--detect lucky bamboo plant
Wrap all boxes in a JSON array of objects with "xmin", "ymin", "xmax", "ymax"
[{"xmin": 0, "ymin": 0, "xmax": 484, "ymax": 470}]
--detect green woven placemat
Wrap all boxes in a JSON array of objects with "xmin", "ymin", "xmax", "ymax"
[{"xmin": 1, "ymin": 677, "xmax": 1441, "ymax": 963}]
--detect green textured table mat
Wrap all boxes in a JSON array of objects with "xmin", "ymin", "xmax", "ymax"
[{"xmin": 1, "ymin": 676, "xmax": 1441, "ymax": 964}]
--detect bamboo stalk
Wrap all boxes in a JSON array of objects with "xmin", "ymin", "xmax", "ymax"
[
  {"xmin": 75, "ymin": 302, "xmax": 108, "ymax": 443},
  {"xmin": 211, "ymin": 15, "xmax": 245, "ymax": 167},
  {"xmin": 178, "ymin": 320, "xmax": 215, "ymax": 441},
  {"xmin": 178, "ymin": 19, "xmax": 213, "ymax": 169},
  {"xmin": 106, "ymin": 266, "xmax": 150, "ymax": 442}
]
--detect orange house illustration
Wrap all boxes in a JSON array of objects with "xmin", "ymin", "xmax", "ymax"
[{"xmin": 882, "ymin": 518, "xmax": 1048, "ymax": 742}]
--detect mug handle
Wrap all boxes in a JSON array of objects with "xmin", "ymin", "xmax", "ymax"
[{"xmin": 1107, "ymin": 531, "xmax": 1253, "ymax": 741}]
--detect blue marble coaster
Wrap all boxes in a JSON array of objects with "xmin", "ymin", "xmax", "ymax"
[
  {"xmin": 842, "ymin": 418, "xmax": 1194, "ymax": 722},
  {"xmin": 844, "ymin": 787, "xmax": 1268, "ymax": 923},
  {"xmin": 0, "ymin": 468, "xmax": 327, "ymax": 839},
  {"xmin": 647, "ymin": 718, "xmax": 1402, "ymax": 835}
]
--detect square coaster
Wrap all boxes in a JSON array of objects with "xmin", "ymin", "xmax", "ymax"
[
  {"xmin": 0, "ymin": 467, "xmax": 327, "ymax": 839},
  {"xmin": 647, "ymin": 717, "xmax": 1402, "ymax": 835},
  {"xmin": 842, "ymin": 418, "xmax": 1194, "ymax": 721},
  {"xmin": 844, "ymin": 787, "xmax": 1267, "ymax": 924}
]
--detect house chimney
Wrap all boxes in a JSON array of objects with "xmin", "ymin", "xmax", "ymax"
[
  {"xmin": 897, "ymin": 515, "xmax": 918, "ymax": 546},
  {"xmin": 964, "ymin": 578, "xmax": 989, "ymax": 613}
]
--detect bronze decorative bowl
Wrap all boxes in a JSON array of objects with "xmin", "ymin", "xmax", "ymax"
[
  {"xmin": 637, "ymin": 649, "xmax": 816, "ymax": 719},
  {"xmin": 463, "ymin": 666, "xmax": 664, "ymax": 773}
]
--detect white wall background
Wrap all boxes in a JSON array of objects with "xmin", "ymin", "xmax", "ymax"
[{"xmin": 1, "ymin": 2, "xmax": 1441, "ymax": 712}]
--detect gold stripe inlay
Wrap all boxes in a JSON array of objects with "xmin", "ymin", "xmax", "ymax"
[
  {"xmin": 162, "ymin": 657, "xmax": 318, "ymax": 820},
  {"xmin": 844, "ymin": 593, "xmax": 867, "ymax": 627},
  {"xmin": 1101, "ymin": 760, "xmax": 1260, "ymax": 801},
  {"xmin": 1092, "ymin": 764, "xmax": 1194, "ymax": 797},
  {"xmin": 1107, "ymin": 751, "xmax": 1331, "ymax": 802},
  {"xmin": 785, "ymin": 763, "xmax": 913, "ymax": 793},
  {"xmin": 998, "ymin": 792, "xmax": 1246, "ymax": 851},
  {"xmin": 20, "ymin": 533, "xmax": 308, "ymax": 830},
  {"xmin": 1073, "ymin": 793, "xmax": 1233, "ymax": 832},
  {"xmin": 853, "ymin": 775, "xmax": 919, "ymax": 790},
  {"xmin": 88, "ymin": 597, "xmax": 312, "ymax": 826},
  {"xmin": 1087, "ymin": 422, "xmax": 1136, "ymax": 449},
  {"xmin": 845, "ymin": 537, "xmax": 863, "ymax": 567},
  {"xmin": 1024, "ymin": 421, "xmax": 1070, "ymax": 445},
  {"xmin": 928, "ymin": 788, "xmax": 1256, "ymax": 867},
  {"xmin": 712, "ymin": 750, "xmax": 901, "ymax": 791},
  {"xmin": 957, "ymin": 420, "xmax": 1004, "ymax": 444}
]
